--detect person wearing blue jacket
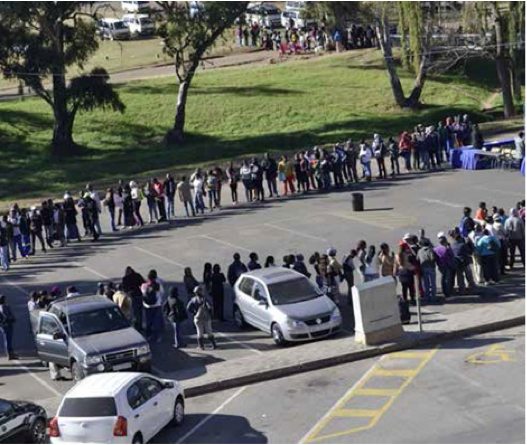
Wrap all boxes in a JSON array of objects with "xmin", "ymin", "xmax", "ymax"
[{"xmin": 476, "ymin": 229, "xmax": 500, "ymax": 285}]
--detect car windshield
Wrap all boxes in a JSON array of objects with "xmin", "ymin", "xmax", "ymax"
[
  {"xmin": 264, "ymin": 9, "xmax": 280, "ymax": 15},
  {"xmin": 59, "ymin": 397, "xmax": 117, "ymax": 417},
  {"xmin": 140, "ymin": 18, "xmax": 153, "ymax": 25},
  {"xmin": 68, "ymin": 307, "xmax": 129, "ymax": 337},
  {"xmin": 268, "ymin": 278, "xmax": 321, "ymax": 305},
  {"xmin": 113, "ymin": 21, "xmax": 126, "ymax": 30}
]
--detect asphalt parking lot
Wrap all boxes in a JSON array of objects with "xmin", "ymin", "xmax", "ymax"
[
  {"xmin": 150, "ymin": 326, "xmax": 525, "ymax": 444},
  {"xmin": 0, "ymin": 166, "xmax": 524, "ymax": 418}
]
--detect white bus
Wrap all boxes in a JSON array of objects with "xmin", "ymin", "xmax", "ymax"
[{"xmin": 121, "ymin": 1, "xmax": 150, "ymax": 13}]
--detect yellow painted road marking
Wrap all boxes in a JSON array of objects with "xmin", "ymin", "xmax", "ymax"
[
  {"xmin": 466, "ymin": 343, "xmax": 516, "ymax": 365},
  {"xmin": 300, "ymin": 347, "xmax": 439, "ymax": 443}
]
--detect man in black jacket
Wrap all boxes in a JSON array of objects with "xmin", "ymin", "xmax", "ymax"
[
  {"xmin": 164, "ymin": 173, "xmax": 176, "ymax": 220},
  {"xmin": 228, "ymin": 253, "xmax": 248, "ymax": 287},
  {"xmin": 262, "ymin": 153, "xmax": 279, "ymax": 198},
  {"xmin": 0, "ymin": 294, "xmax": 17, "ymax": 360}
]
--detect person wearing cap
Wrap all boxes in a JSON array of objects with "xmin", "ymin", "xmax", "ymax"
[
  {"xmin": 187, "ymin": 286, "xmax": 216, "ymax": 350},
  {"xmin": 434, "ymin": 233, "xmax": 455, "ymax": 298}
]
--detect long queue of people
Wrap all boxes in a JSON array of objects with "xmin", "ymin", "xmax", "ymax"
[
  {"xmin": 0, "ymin": 115, "xmax": 523, "ymax": 274},
  {"xmin": 8, "ymin": 199, "xmax": 523, "ymax": 362}
]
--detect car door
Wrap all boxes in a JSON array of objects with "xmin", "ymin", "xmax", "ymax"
[
  {"xmin": 251, "ymin": 281, "xmax": 272, "ymax": 332},
  {"xmin": 138, "ymin": 377, "xmax": 168, "ymax": 437},
  {"xmin": 35, "ymin": 314, "xmax": 69, "ymax": 366},
  {"xmin": 126, "ymin": 382, "xmax": 156, "ymax": 442},
  {"xmin": 237, "ymin": 277, "xmax": 256, "ymax": 326}
]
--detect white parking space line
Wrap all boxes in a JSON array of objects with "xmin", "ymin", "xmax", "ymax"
[
  {"xmin": 199, "ymin": 235, "xmax": 252, "ymax": 253},
  {"xmin": 420, "ymin": 198, "xmax": 464, "ymax": 208},
  {"xmin": 133, "ymin": 246, "xmax": 186, "ymax": 269},
  {"xmin": 14, "ymin": 360, "xmax": 64, "ymax": 398},
  {"xmin": 215, "ymin": 332, "xmax": 263, "ymax": 355},
  {"xmin": 264, "ymin": 224, "xmax": 328, "ymax": 242},
  {"xmin": 74, "ymin": 262, "xmax": 110, "ymax": 280},
  {"xmin": 176, "ymin": 386, "xmax": 247, "ymax": 444}
]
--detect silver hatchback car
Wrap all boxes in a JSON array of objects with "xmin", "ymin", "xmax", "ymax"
[{"xmin": 233, "ymin": 269, "xmax": 342, "ymax": 346}]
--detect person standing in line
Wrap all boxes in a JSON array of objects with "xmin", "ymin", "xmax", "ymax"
[
  {"xmin": 177, "ymin": 176, "xmax": 196, "ymax": 217},
  {"xmin": 262, "ymin": 153, "xmax": 279, "ymax": 198},
  {"xmin": 344, "ymin": 140, "xmax": 359, "ymax": 183},
  {"xmin": 251, "ymin": 158, "xmax": 265, "ymax": 202},
  {"xmin": 129, "ymin": 181, "xmax": 144, "ymax": 227},
  {"xmin": 372, "ymin": 134, "xmax": 387, "ymax": 179},
  {"xmin": 187, "ymin": 286, "xmax": 216, "ymax": 350},
  {"xmin": 450, "ymin": 231, "xmax": 477, "ymax": 293},
  {"xmin": 468, "ymin": 224, "xmax": 485, "ymax": 284},
  {"xmin": 326, "ymin": 248, "xmax": 343, "ymax": 304},
  {"xmin": 504, "ymin": 208, "xmax": 525, "ymax": 269},
  {"xmin": 378, "ymin": 243, "xmax": 395, "ymax": 278},
  {"xmin": 264, "ymin": 256, "xmax": 276, "ymax": 267},
  {"xmin": 0, "ymin": 218, "xmax": 10, "ymax": 272},
  {"xmin": 210, "ymin": 264, "xmax": 226, "ymax": 321},
  {"xmin": 278, "ymin": 155, "xmax": 296, "ymax": 195},
  {"xmin": 475, "ymin": 202, "xmax": 488, "ymax": 224},
  {"xmin": 122, "ymin": 266, "xmax": 145, "ymax": 332},
  {"xmin": 164, "ymin": 287, "xmax": 188, "ymax": 349},
  {"xmin": 112, "ymin": 284, "xmax": 132, "ymax": 321},
  {"xmin": 356, "ymin": 240, "xmax": 368, "ymax": 283},
  {"xmin": 141, "ymin": 270, "xmax": 165, "ymax": 343},
  {"xmin": 416, "ymin": 239, "xmax": 437, "ymax": 303},
  {"xmin": 363, "ymin": 245, "xmax": 380, "ymax": 281},
  {"xmin": 104, "ymin": 188, "xmax": 118, "ymax": 232},
  {"xmin": 0, "ymin": 295, "xmax": 17, "ymax": 360},
  {"xmin": 359, "ymin": 140, "xmax": 373, "ymax": 182},
  {"xmin": 293, "ymin": 254, "xmax": 310, "ymax": 277},
  {"xmin": 206, "ymin": 170, "xmax": 218, "ymax": 212},
  {"xmin": 514, "ymin": 131, "xmax": 525, "ymax": 161},
  {"xmin": 8, "ymin": 208, "xmax": 25, "ymax": 261},
  {"xmin": 434, "ymin": 233, "xmax": 455, "ymax": 298},
  {"xmin": 40, "ymin": 200, "xmax": 54, "ymax": 249},
  {"xmin": 63, "ymin": 195, "xmax": 81, "ymax": 243},
  {"xmin": 387, "ymin": 137, "xmax": 400, "ymax": 176},
  {"xmin": 437, "ymin": 121, "xmax": 448, "ymax": 161},
  {"xmin": 122, "ymin": 184, "xmax": 135, "ymax": 229},
  {"xmin": 86, "ymin": 184, "xmax": 103, "ymax": 236},
  {"xmin": 247, "ymin": 252, "xmax": 262, "ymax": 271},
  {"xmin": 183, "ymin": 267, "xmax": 199, "ymax": 301},
  {"xmin": 342, "ymin": 249, "xmax": 356, "ymax": 305},
  {"xmin": 153, "ymin": 178, "xmax": 167, "ymax": 222},
  {"xmin": 213, "ymin": 166, "xmax": 224, "ymax": 208},
  {"xmin": 240, "ymin": 160, "xmax": 253, "ymax": 203},
  {"xmin": 394, "ymin": 242, "xmax": 416, "ymax": 304},
  {"xmin": 398, "ymin": 131, "xmax": 413, "ymax": 172},
  {"xmin": 203, "ymin": 263, "xmax": 213, "ymax": 296},
  {"xmin": 476, "ymin": 229, "xmax": 501, "ymax": 285},
  {"xmin": 228, "ymin": 253, "xmax": 248, "ymax": 287},
  {"xmin": 144, "ymin": 180, "xmax": 159, "ymax": 224},
  {"xmin": 29, "ymin": 207, "xmax": 47, "ymax": 255},
  {"xmin": 191, "ymin": 172, "xmax": 206, "ymax": 214},
  {"xmin": 226, "ymin": 163, "xmax": 240, "ymax": 204},
  {"xmin": 164, "ymin": 173, "xmax": 177, "ymax": 219},
  {"xmin": 492, "ymin": 213, "xmax": 508, "ymax": 276},
  {"xmin": 114, "ymin": 185, "xmax": 123, "ymax": 228}
]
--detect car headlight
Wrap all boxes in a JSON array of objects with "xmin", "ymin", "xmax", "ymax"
[
  {"xmin": 286, "ymin": 318, "xmax": 305, "ymax": 329},
  {"xmin": 84, "ymin": 355, "xmax": 102, "ymax": 365},
  {"xmin": 331, "ymin": 308, "xmax": 341, "ymax": 321},
  {"xmin": 137, "ymin": 344, "xmax": 150, "ymax": 356}
]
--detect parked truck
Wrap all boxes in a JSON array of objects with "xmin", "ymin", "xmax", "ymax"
[{"xmin": 31, "ymin": 295, "xmax": 151, "ymax": 381}]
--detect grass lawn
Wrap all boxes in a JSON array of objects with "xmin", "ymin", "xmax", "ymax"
[{"xmin": 0, "ymin": 50, "xmax": 522, "ymax": 205}]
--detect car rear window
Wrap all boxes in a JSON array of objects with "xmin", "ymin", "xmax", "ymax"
[{"xmin": 60, "ymin": 397, "xmax": 117, "ymax": 417}]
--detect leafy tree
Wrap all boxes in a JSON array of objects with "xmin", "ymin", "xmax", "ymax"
[
  {"xmin": 156, "ymin": 1, "xmax": 249, "ymax": 145},
  {"xmin": 0, "ymin": 2, "xmax": 125, "ymax": 155}
]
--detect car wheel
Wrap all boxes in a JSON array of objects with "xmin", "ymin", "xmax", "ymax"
[
  {"xmin": 271, "ymin": 323, "xmax": 287, "ymax": 346},
  {"xmin": 233, "ymin": 306, "xmax": 246, "ymax": 329},
  {"xmin": 28, "ymin": 418, "xmax": 46, "ymax": 444},
  {"xmin": 132, "ymin": 433, "xmax": 143, "ymax": 444},
  {"xmin": 71, "ymin": 361, "xmax": 85, "ymax": 382},
  {"xmin": 172, "ymin": 396, "xmax": 185, "ymax": 426}
]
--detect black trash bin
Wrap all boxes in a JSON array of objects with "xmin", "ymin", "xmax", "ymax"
[{"xmin": 351, "ymin": 192, "xmax": 364, "ymax": 212}]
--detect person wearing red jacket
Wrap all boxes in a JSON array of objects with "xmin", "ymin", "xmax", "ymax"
[{"xmin": 398, "ymin": 131, "xmax": 413, "ymax": 172}]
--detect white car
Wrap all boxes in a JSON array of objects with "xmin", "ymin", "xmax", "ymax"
[
  {"xmin": 246, "ymin": 3, "xmax": 282, "ymax": 28},
  {"xmin": 122, "ymin": 14, "xmax": 155, "ymax": 37},
  {"xmin": 281, "ymin": 10, "xmax": 316, "ymax": 29},
  {"xmin": 97, "ymin": 18, "xmax": 131, "ymax": 41},
  {"xmin": 49, "ymin": 373, "xmax": 184, "ymax": 444},
  {"xmin": 233, "ymin": 269, "xmax": 342, "ymax": 346}
]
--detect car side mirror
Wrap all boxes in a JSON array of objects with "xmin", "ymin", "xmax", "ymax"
[
  {"xmin": 164, "ymin": 381, "xmax": 175, "ymax": 389},
  {"xmin": 258, "ymin": 298, "xmax": 268, "ymax": 307},
  {"xmin": 53, "ymin": 332, "xmax": 66, "ymax": 341}
]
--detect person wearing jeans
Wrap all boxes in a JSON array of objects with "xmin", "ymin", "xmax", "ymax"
[
  {"xmin": 164, "ymin": 287, "xmax": 187, "ymax": 349},
  {"xmin": 476, "ymin": 230, "xmax": 501, "ymax": 284},
  {"xmin": 0, "ymin": 218, "xmax": 10, "ymax": 271},
  {"xmin": 417, "ymin": 240, "xmax": 437, "ymax": 302},
  {"xmin": 504, "ymin": 208, "xmax": 525, "ymax": 269},
  {"xmin": 177, "ymin": 176, "xmax": 196, "ymax": 217},
  {"xmin": 164, "ymin": 173, "xmax": 176, "ymax": 219},
  {"xmin": 434, "ymin": 233, "xmax": 454, "ymax": 298}
]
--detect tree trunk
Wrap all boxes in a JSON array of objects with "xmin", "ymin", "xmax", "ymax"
[
  {"xmin": 51, "ymin": 18, "xmax": 75, "ymax": 156},
  {"xmin": 496, "ymin": 57, "xmax": 515, "ymax": 118},
  {"xmin": 166, "ymin": 78, "xmax": 192, "ymax": 145},
  {"xmin": 510, "ymin": 61, "xmax": 523, "ymax": 103},
  {"xmin": 375, "ymin": 19, "xmax": 406, "ymax": 108},
  {"xmin": 490, "ymin": 1, "xmax": 515, "ymax": 118},
  {"xmin": 404, "ymin": 55, "xmax": 428, "ymax": 108}
]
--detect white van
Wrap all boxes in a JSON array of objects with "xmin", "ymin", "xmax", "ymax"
[
  {"xmin": 96, "ymin": 18, "xmax": 131, "ymax": 41},
  {"xmin": 122, "ymin": 14, "xmax": 155, "ymax": 37},
  {"xmin": 121, "ymin": 1, "xmax": 150, "ymax": 13}
]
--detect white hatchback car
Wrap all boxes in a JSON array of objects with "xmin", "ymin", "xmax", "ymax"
[
  {"xmin": 50, "ymin": 373, "xmax": 184, "ymax": 444},
  {"xmin": 233, "ymin": 269, "xmax": 342, "ymax": 346}
]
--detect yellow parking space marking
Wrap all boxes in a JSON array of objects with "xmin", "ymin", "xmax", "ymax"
[
  {"xmin": 374, "ymin": 369, "xmax": 417, "ymax": 378},
  {"xmin": 300, "ymin": 347, "xmax": 439, "ymax": 444},
  {"xmin": 466, "ymin": 343, "xmax": 516, "ymax": 365},
  {"xmin": 333, "ymin": 409, "xmax": 379, "ymax": 418}
]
